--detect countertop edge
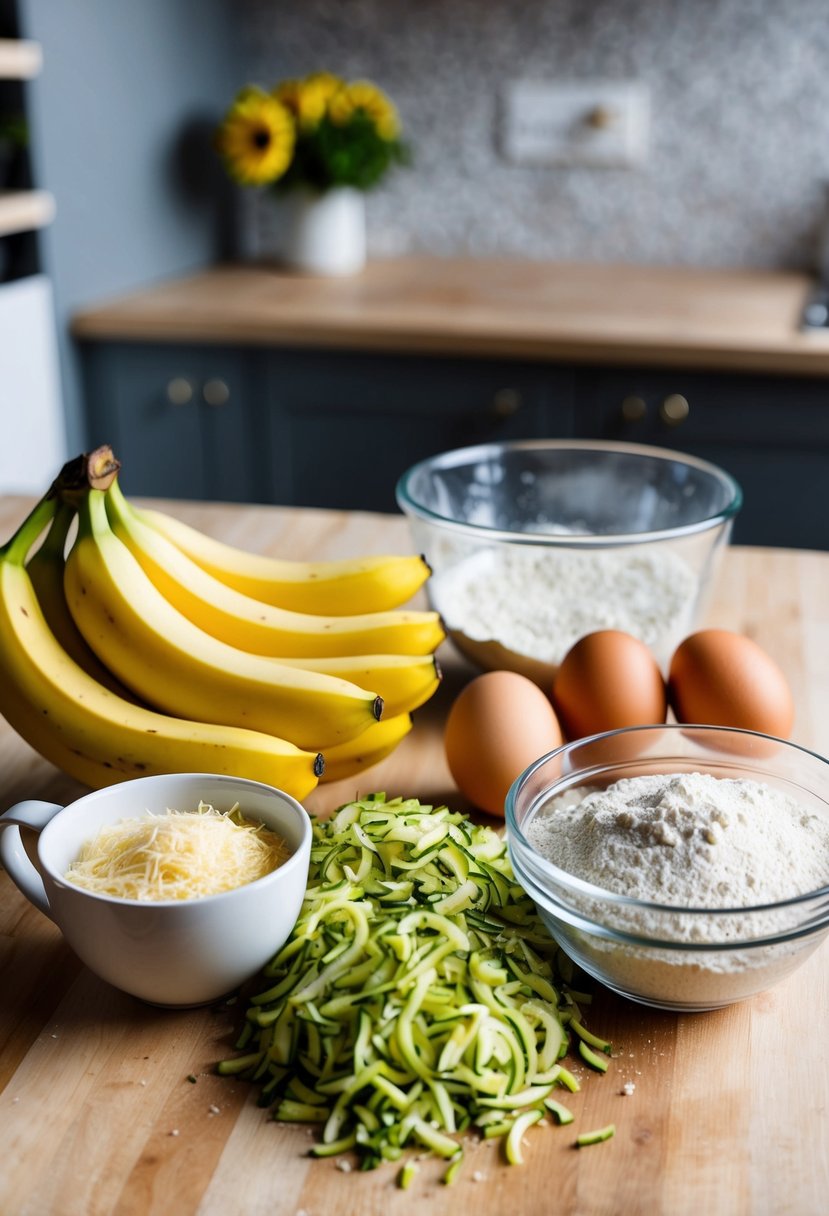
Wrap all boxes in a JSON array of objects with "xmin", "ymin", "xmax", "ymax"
[{"xmin": 68, "ymin": 258, "xmax": 829, "ymax": 378}]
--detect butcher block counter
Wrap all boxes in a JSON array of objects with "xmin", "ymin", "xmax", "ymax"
[
  {"xmin": 71, "ymin": 256, "xmax": 829, "ymax": 376},
  {"xmin": 1, "ymin": 494, "xmax": 828, "ymax": 1216}
]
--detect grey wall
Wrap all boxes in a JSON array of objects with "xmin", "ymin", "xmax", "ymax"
[
  {"xmin": 19, "ymin": 0, "xmax": 244, "ymax": 453},
  {"xmin": 240, "ymin": 0, "xmax": 829, "ymax": 273}
]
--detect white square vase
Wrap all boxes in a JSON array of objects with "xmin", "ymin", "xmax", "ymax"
[{"xmin": 272, "ymin": 185, "xmax": 366, "ymax": 276}]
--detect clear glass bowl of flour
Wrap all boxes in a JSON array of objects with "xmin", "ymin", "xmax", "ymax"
[
  {"xmin": 396, "ymin": 440, "xmax": 741, "ymax": 683},
  {"xmin": 506, "ymin": 725, "xmax": 829, "ymax": 1012}
]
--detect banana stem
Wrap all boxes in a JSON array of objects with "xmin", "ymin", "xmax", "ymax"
[
  {"xmin": 50, "ymin": 445, "xmax": 121, "ymax": 508},
  {"xmin": 75, "ymin": 488, "xmax": 109, "ymax": 540},
  {"xmin": 86, "ymin": 445, "xmax": 121, "ymax": 489},
  {"xmin": 0, "ymin": 495, "xmax": 58, "ymax": 565},
  {"xmin": 34, "ymin": 499, "xmax": 76, "ymax": 561},
  {"xmin": 106, "ymin": 476, "xmax": 130, "ymax": 516},
  {"xmin": 0, "ymin": 443, "xmax": 116, "ymax": 564}
]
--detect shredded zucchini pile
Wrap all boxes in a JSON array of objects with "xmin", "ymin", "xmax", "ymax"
[{"xmin": 219, "ymin": 794, "xmax": 612, "ymax": 1180}]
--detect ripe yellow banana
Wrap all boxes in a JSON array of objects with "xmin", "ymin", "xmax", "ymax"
[
  {"xmin": 0, "ymin": 497, "xmax": 324, "ymax": 797},
  {"xmin": 273, "ymin": 653, "xmax": 440, "ymax": 719},
  {"xmin": 105, "ymin": 479, "xmax": 444, "ymax": 658},
  {"xmin": 64, "ymin": 490, "xmax": 382, "ymax": 752},
  {"xmin": 321, "ymin": 713, "xmax": 413, "ymax": 784},
  {"xmin": 134, "ymin": 502, "xmax": 431, "ymax": 615}
]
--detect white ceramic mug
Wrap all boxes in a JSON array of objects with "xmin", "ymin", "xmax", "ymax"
[{"xmin": 0, "ymin": 772, "xmax": 312, "ymax": 1007}]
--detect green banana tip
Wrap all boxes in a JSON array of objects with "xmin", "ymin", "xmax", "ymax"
[{"xmin": 0, "ymin": 494, "xmax": 58, "ymax": 564}]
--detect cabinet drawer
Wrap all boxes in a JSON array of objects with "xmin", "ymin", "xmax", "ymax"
[
  {"xmin": 265, "ymin": 350, "xmax": 574, "ymax": 512},
  {"xmin": 580, "ymin": 369, "xmax": 829, "ymax": 447},
  {"xmin": 577, "ymin": 369, "xmax": 829, "ymax": 550},
  {"xmin": 81, "ymin": 343, "xmax": 267, "ymax": 502}
]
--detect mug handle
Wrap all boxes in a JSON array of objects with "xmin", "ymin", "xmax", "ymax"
[{"xmin": 0, "ymin": 801, "xmax": 64, "ymax": 920}]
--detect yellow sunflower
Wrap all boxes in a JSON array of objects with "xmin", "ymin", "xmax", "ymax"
[
  {"xmin": 276, "ymin": 72, "xmax": 344, "ymax": 129},
  {"xmin": 215, "ymin": 86, "xmax": 296, "ymax": 186},
  {"xmin": 327, "ymin": 80, "xmax": 400, "ymax": 141}
]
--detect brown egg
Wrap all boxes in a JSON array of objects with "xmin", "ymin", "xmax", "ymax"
[
  {"xmin": 444, "ymin": 670, "xmax": 563, "ymax": 818},
  {"xmin": 552, "ymin": 630, "xmax": 668, "ymax": 741},
  {"xmin": 668, "ymin": 629, "xmax": 794, "ymax": 739}
]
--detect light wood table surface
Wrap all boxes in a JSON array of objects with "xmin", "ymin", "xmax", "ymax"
[
  {"xmin": 71, "ymin": 257, "xmax": 829, "ymax": 377},
  {"xmin": 1, "ymin": 495, "xmax": 828, "ymax": 1216}
]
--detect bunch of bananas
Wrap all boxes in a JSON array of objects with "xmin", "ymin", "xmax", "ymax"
[{"xmin": 0, "ymin": 447, "xmax": 443, "ymax": 799}]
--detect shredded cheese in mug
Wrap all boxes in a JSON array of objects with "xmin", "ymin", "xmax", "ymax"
[{"xmin": 64, "ymin": 801, "xmax": 290, "ymax": 901}]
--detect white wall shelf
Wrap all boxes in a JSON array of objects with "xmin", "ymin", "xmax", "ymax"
[
  {"xmin": 0, "ymin": 38, "xmax": 42, "ymax": 79},
  {"xmin": 0, "ymin": 189, "xmax": 55, "ymax": 237}
]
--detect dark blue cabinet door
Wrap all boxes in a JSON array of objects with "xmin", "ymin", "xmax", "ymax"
[
  {"xmin": 264, "ymin": 350, "xmax": 575, "ymax": 512},
  {"xmin": 577, "ymin": 368, "xmax": 829, "ymax": 550},
  {"xmin": 80, "ymin": 338, "xmax": 829, "ymax": 547},
  {"xmin": 81, "ymin": 343, "xmax": 268, "ymax": 502}
]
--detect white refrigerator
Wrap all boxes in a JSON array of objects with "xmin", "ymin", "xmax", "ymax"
[{"xmin": 0, "ymin": 273, "xmax": 66, "ymax": 494}]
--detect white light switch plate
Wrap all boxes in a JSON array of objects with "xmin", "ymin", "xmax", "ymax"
[{"xmin": 500, "ymin": 80, "xmax": 650, "ymax": 168}]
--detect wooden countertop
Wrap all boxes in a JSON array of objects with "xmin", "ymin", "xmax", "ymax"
[
  {"xmin": 1, "ymin": 495, "xmax": 828, "ymax": 1216},
  {"xmin": 71, "ymin": 256, "xmax": 829, "ymax": 376}
]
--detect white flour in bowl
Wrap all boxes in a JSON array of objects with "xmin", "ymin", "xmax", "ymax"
[
  {"xmin": 433, "ymin": 545, "xmax": 698, "ymax": 669},
  {"xmin": 526, "ymin": 772, "xmax": 829, "ymax": 1007}
]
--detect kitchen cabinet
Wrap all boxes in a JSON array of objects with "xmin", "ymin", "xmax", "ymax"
[
  {"xmin": 263, "ymin": 348, "xmax": 573, "ymax": 512},
  {"xmin": 83, "ymin": 343, "xmax": 270, "ymax": 503},
  {"xmin": 71, "ymin": 261, "xmax": 829, "ymax": 548},
  {"xmin": 576, "ymin": 368, "xmax": 829, "ymax": 550},
  {"xmin": 83, "ymin": 342, "xmax": 573, "ymax": 511},
  {"xmin": 78, "ymin": 336, "xmax": 829, "ymax": 548}
]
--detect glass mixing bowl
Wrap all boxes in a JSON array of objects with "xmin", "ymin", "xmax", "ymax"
[
  {"xmin": 396, "ymin": 439, "xmax": 742, "ymax": 683},
  {"xmin": 506, "ymin": 725, "xmax": 829, "ymax": 1012}
]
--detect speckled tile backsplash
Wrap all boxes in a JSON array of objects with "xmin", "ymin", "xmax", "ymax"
[{"xmin": 237, "ymin": 0, "xmax": 829, "ymax": 269}]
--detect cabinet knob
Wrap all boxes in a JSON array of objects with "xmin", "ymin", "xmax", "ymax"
[
  {"xmin": 203, "ymin": 378, "xmax": 231, "ymax": 407},
  {"xmin": 491, "ymin": 388, "xmax": 522, "ymax": 418},
  {"xmin": 659, "ymin": 394, "xmax": 690, "ymax": 426},
  {"xmin": 166, "ymin": 377, "xmax": 194, "ymax": 406},
  {"xmin": 586, "ymin": 104, "xmax": 618, "ymax": 130},
  {"xmin": 621, "ymin": 395, "xmax": 647, "ymax": 423}
]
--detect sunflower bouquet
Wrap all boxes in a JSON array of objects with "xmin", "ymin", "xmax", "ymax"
[{"xmin": 216, "ymin": 72, "xmax": 408, "ymax": 193}]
